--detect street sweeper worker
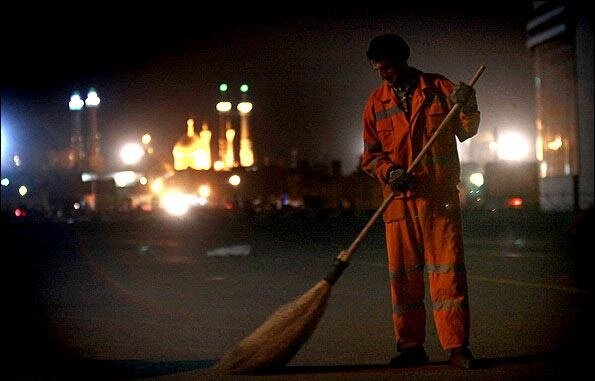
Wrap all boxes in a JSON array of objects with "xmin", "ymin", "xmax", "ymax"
[{"xmin": 361, "ymin": 33, "xmax": 480, "ymax": 370}]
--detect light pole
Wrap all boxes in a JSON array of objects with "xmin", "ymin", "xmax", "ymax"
[
  {"xmin": 216, "ymin": 84, "xmax": 232, "ymax": 170},
  {"xmin": 85, "ymin": 87, "xmax": 103, "ymax": 171},
  {"xmin": 68, "ymin": 91, "xmax": 85, "ymax": 169},
  {"xmin": 237, "ymin": 84, "xmax": 254, "ymax": 167}
]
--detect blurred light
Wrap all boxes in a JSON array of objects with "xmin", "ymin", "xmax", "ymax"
[
  {"xmin": 469, "ymin": 172, "xmax": 484, "ymax": 187},
  {"xmin": 216, "ymin": 101, "xmax": 232, "ymax": 112},
  {"xmin": 198, "ymin": 184, "xmax": 211, "ymax": 198},
  {"xmin": 229, "ymin": 174, "xmax": 241, "ymax": 186},
  {"xmin": 142, "ymin": 133, "xmax": 152, "ymax": 145},
  {"xmin": 69, "ymin": 92, "xmax": 84, "ymax": 111},
  {"xmin": 15, "ymin": 208, "xmax": 26, "ymax": 217},
  {"xmin": 18, "ymin": 185, "xmax": 27, "ymax": 196},
  {"xmin": 13, "ymin": 155, "xmax": 21, "ymax": 167},
  {"xmin": 147, "ymin": 147, "xmax": 154, "ymax": 154},
  {"xmin": 546, "ymin": 136, "xmax": 562, "ymax": 151},
  {"xmin": 113, "ymin": 171, "xmax": 137, "ymax": 187},
  {"xmin": 507, "ymin": 197, "xmax": 523, "ymax": 208},
  {"xmin": 1, "ymin": 178, "xmax": 9, "ymax": 186},
  {"xmin": 85, "ymin": 88, "xmax": 100, "ymax": 107},
  {"xmin": 539, "ymin": 162, "xmax": 547, "ymax": 178},
  {"xmin": 240, "ymin": 84, "xmax": 249, "ymax": 93},
  {"xmin": 140, "ymin": 176, "xmax": 148, "ymax": 185},
  {"xmin": 237, "ymin": 101, "xmax": 253, "ymax": 114},
  {"xmin": 151, "ymin": 178, "xmax": 164, "ymax": 194},
  {"xmin": 219, "ymin": 83, "xmax": 228, "ymax": 92},
  {"xmin": 161, "ymin": 191, "xmax": 191, "ymax": 216},
  {"xmin": 213, "ymin": 160, "xmax": 225, "ymax": 171},
  {"xmin": 73, "ymin": 202, "xmax": 81, "ymax": 210},
  {"xmin": 488, "ymin": 141, "xmax": 498, "ymax": 152},
  {"xmin": 496, "ymin": 132, "xmax": 530, "ymax": 161},
  {"xmin": 120, "ymin": 143, "xmax": 145, "ymax": 165},
  {"xmin": 81, "ymin": 172, "xmax": 98, "ymax": 182},
  {"xmin": 226, "ymin": 129, "xmax": 236, "ymax": 140},
  {"xmin": 197, "ymin": 197, "xmax": 208, "ymax": 206}
]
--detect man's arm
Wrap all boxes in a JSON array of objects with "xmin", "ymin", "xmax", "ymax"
[{"xmin": 361, "ymin": 100, "xmax": 396, "ymax": 184}]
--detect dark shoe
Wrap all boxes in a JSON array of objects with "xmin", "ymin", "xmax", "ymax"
[
  {"xmin": 389, "ymin": 347, "xmax": 429, "ymax": 368},
  {"xmin": 448, "ymin": 347, "xmax": 476, "ymax": 369}
]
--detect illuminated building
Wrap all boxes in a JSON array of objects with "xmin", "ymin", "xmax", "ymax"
[
  {"xmin": 173, "ymin": 118, "xmax": 212, "ymax": 170},
  {"xmin": 527, "ymin": 2, "xmax": 593, "ymax": 210}
]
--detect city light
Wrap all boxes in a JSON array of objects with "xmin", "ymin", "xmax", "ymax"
[
  {"xmin": 219, "ymin": 83, "xmax": 228, "ymax": 92},
  {"xmin": 69, "ymin": 92, "xmax": 84, "ymax": 111},
  {"xmin": 120, "ymin": 142, "xmax": 145, "ymax": 165},
  {"xmin": 546, "ymin": 135, "xmax": 563, "ymax": 150},
  {"xmin": 469, "ymin": 172, "xmax": 484, "ymax": 187},
  {"xmin": 216, "ymin": 101, "xmax": 232, "ymax": 112},
  {"xmin": 151, "ymin": 178, "xmax": 165, "ymax": 194},
  {"xmin": 213, "ymin": 160, "xmax": 225, "ymax": 171},
  {"xmin": 229, "ymin": 174, "xmax": 241, "ymax": 186},
  {"xmin": 142, "ymin": 133, "xmax": 152, "ymax": 145},
  {"xmin": 496, "ymin": 131, "xmax": 531, "ymax": 161},
  {"xmin": 113, "ymin": 171, "xmax": 138, "ymax": 187},
  {"xmin": 198, "ymin": 184, "xmax": 211, "ymax": 198},
  {"xmin": 85, "ymin": 88, "xmax": 100, "ymax": 107},
  {"xmin": 1, "ymin": 178, "xmax": 9, "ymax": 186},
  {"xmin": 161, "ymin": 190, "xmax": 191, "ymax": 216},
  {"xmin": 18, "ymin": 185, "xmax": 28, "ymax": 196},
  {"xmin": 240, "ymin": 84, "xmax": 249, "ymax": 93},
  {"xmin": 237, "ymin": 101, "xmax": 253, "ymax": 114}
]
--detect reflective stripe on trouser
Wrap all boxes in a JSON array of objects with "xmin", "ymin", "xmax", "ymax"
[{"xmin": 385, "ymin": 197, "xmax": 470, "ymax": 351}]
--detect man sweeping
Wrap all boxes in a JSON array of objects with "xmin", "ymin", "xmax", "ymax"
[{"xmin": 361, "ymin": 34, "xmax": 480, "ymax": 369}]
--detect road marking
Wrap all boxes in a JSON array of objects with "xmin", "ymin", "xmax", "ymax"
[{"xmin": 470, "ymin": 275, "xmax": 592, "ymax": 294}]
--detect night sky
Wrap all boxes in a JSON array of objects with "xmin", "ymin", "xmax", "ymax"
[{"xmin": 2, "ymin": 3, "xmax": 535, "ymax": 174}]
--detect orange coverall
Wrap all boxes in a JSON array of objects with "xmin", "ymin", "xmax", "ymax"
[{"xmin": 361, "ymin": 70, "xmax": 480, "ymax": 351}]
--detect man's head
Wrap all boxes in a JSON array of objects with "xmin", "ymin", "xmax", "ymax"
[{"xmin": 367, "ymin": 34, "xmax": 411, "ymax": 87}]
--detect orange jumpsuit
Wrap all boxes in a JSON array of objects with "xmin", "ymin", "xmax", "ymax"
[{"xmin": 361, "ymin": 69, "xmax": 480, "ymax": 351}]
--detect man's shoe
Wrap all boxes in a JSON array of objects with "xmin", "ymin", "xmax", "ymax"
[
  {"xmin": 389, "ymin": 347, "xmax": 429, "ymax": 368},
  {"xmin": 448, "ymin": 347, "xmax": 476, "ymax": 369}
]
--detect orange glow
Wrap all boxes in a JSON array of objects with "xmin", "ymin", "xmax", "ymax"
[{"xmin": 507, "ymin": 197, "xmax": 523, "ymax": 208}]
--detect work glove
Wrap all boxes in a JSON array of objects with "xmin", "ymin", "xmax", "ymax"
[
  {"xmin": 450, "ymin": 82, "xmax": 478, "ymax": 113},
  {"xmin": 387, "ymin": 165, "xmax": 412, "ymax": 193}
]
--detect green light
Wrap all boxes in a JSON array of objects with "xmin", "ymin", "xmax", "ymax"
[
  {"xmin": 219, "ymin": 83, "xmax": 228, "ymax": 92},
  {"xmin": 240, "ymin": 84, "xmax": 249, "ymax": 93}
]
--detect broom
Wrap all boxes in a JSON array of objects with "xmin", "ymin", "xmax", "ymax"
[{"xmin": 213, "ymin": 64, "xmax": 486, "ymax": 374}]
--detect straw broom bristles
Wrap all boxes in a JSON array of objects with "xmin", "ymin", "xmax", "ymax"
[{"xmin": 213, "ymin": 279, "xmax": 333, "ymax": 373}]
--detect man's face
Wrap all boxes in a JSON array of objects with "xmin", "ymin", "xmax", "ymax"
[{"xmin": 370, "ymin": 60, "xmax": 404, "ymax": 88}]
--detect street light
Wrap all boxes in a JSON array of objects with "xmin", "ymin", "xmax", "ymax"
[
  {"xmin": 120, "ymin": 142, "xmax": 145, "ymax": 166},
  {"xmin": 237, "ymin": 84, "xmax": 254, "ymax": 167}
]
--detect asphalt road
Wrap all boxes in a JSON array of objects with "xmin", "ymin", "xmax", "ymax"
[{"xmin": 5, "ymin": 208, "xmax": 593, "ymax": 380}]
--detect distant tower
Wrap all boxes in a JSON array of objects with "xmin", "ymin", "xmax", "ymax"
[
  {"xmin": 216, "ymin": 84, "xmax": 232, "ymax": 170},
  {"xmin": 237, "ymin": 84, "xmax": 255, "ymax": 167},
  {"xmin": 68, "ymin": 91, "xmax": 85, "ymax": 168},
  {"xmin": 85, "ymin": 87, "xmax": 103, "ymax": 171}
]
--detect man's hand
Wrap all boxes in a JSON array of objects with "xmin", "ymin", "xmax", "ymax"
[
  {"xmin": 387, "ymin": 165, "xmax": 412, "ymax": 193},
  {"xmin": 450, "ymin": 82, "xmax": 478, "ymax": 113}
]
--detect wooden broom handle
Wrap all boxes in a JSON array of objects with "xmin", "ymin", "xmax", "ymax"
[{"xmin": 337, "ymin": 65, "xmax": 486, "ymax": 263}]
